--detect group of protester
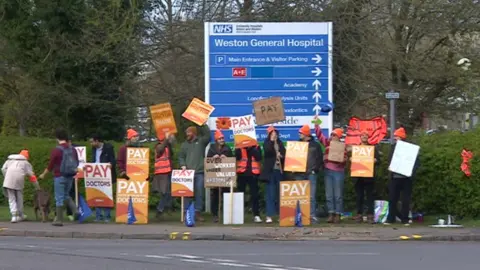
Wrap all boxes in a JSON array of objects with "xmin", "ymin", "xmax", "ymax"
[{"xmin": 1, "ymin": 119, "xmax": 418, "ymax": 227}]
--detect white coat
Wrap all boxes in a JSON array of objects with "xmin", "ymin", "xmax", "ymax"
[{"xmin": 2, "ymin": 154, "xmax": 34, "ymax": 191}]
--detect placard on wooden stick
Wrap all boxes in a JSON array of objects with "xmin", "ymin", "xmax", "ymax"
[
  {"xmin": 253, "ymin": 97, "xmax": 285, "ymax": 126},
  {"xmin": 204, "ymin": 157, "xmax": 237, "ymax": 188}
]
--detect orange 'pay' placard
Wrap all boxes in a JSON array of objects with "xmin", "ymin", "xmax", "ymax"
[
  {"xmin": 182, "ymin": 98, "xmax": 215, "ymax": 126},
  {"xmin": 126, "ymin": 147, "xmax": 150, "ymax": 181},
  {"xmin": 284, "ymin": 141, "xmax": 308, "ymax": 173},
  {"xmin": 279, "ymin": 180, "xmax": 311, "ymax": 227},
  {"xmin": 350, "ymin": 145, "xmax": 375, "ymax": 177},
  {"xmin": 149, "ymin": 103, "xmax": 177, "ymax": 138},
  {"xmin": 115, "ymin": 179, "xmax": 149, "ymax": 224}
]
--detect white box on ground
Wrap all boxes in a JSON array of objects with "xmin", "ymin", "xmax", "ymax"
[
  {"xmin": 223, "ymin": 192, "xmax": 244, "ymax": 225},
  {"xmin": 388, "ymin": 140, "xmax": 420, "ymax": 177}
]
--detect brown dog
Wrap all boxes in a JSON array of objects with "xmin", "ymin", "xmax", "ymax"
[{"xmin": 34, "ymin": 190, "xmax": 51, "ymax": 222}]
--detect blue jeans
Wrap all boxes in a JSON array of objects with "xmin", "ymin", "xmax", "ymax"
[
  {"xmin": 294, "ymin": 172, "xmax": 317, "ymax": 217},
  {"xmin": 265, "ymin": 170, "xmax": 282, "ymax": 217},
  {"xmin": 54, "ymin": 176, "xmax": 74, "ymax": 207},
  {"xmin": 95, "ymin": 208, "xmax": 112, "ymax": 220},
  {"xmin": 324, "ymin": 169, "xmax": 345, "ymax": 214},
  {"xmin": 184, "ymin": 173, "xmax": 204, "ymax": 212}
]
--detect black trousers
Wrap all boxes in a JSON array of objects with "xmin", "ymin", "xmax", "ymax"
[
  {"xmin": 237, "ymin": 175, "xmax": 260, "ymax": 216},
  {"xmin": 387, "ymin": 177, "xmax": 413, "ymax": 223},
  {"xmin": 354, "ymin": 178, "xmax": 375, "ymax": 215},
  {"xmin": 211, "ymin": 187, "xmax": 229, "ymax": 216},
  {"xmin": 65, "ymin": 180, "xmax": 77, "ymax": 216}
]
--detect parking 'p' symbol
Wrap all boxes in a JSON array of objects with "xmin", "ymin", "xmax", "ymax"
[{"xmin": 215, "ymin": 55, "xmax": 226, "ymax": 65}]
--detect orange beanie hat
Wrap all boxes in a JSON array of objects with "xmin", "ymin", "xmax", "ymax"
[
  {"xmin": 332, "ymin": 128, "xmax": 343, "ymax": 138},
  {"xmin": 298, "ymin": 125, "xmax": 311, "ymax": 136},
  {"xmin": 19, "ymin": 150, "xmax": 29, "ymax": 159},
  {"xmin": 157, "ymin": 132, "xmax": 166, "ymax": 141},
  {"xmin": 127, "ymin": 129, "xmax": 139, "ymax": 140},
  {"xmin": 214, "ymin": 130, "xmax": 224, "ymax": 140},
  {"xmin": 267, "ymin": 125, "xmax": 276, "ymax": 134},
  {"xmin": 394, "ymin": 127, "xmax": 407, "ymax": 139}
]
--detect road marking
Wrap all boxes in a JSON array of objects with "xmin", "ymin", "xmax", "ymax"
[
  {"xmin": 144, "ymin": 255, "xmax": 169, "ymax": 259},
  {"xmin": 120, "ymin": 253, "xmax": 129, "ymax": 256},
  {"xmin": 290, "ymin": 267, "xmax": 322, "ymax": 270},
  {"xmin": 25, "ymin": 245, "xmax": 37, "ymax": 248},
  {"xmin": 182, "ymin": 259, "xmax": 209, "ymax": 263},
  {"xmin": 251, "ymin": 263, "xmax": 283, "ymax": 267},
  {"xmin": 259, "ymin": 268, "xmax": 288, "ymax": 270},
  {"xmin": 168, "ymin": 254, "xmax": 202, "ymax": 259},
  {"xmin": 210, "ymin": 258, "xmax": 239, "ymax": 262},
  {"xmin": 217, "ymin": 262, "xmax": 249, "ymax": 267}
]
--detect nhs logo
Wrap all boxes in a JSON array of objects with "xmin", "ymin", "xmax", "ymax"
[{"xmin": 213, "ymin": 24, "xmax": 233, "ymax": 34}]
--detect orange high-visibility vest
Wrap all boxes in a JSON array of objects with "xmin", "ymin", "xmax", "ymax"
[
  {"xmin": 236, "ymin": 148, "xmax": 260, "ymax": 175},
  {"xmin": 154, "ymin": 146, "xmax": 172, "ymax": 174}
]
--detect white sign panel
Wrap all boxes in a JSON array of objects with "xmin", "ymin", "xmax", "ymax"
[{"xmin": 388, "ymin": 140, "xmax": 420, "ymax": 177}]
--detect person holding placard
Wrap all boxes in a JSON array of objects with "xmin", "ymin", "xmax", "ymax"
[
  {"xmin": 235, "ymin": 144, "xmax": 263, "ymax": 223},
  {"xmin": 293, "ymin": 125, "xmax": 323, "ymax": 223},
  {"xmin": 316, "ymin": 127, "xmax": 347, "ymax": 224},
  {"xmin": 351, "ymin": 131, "xmax": 380, "ymax": 224},
  {"xmin": 117, "ymin": 129, "xmax": 140, "ymax": 179},
  {"xmin": 90, "ymin": 134, "xmax": 117, "ymax": 222},
  {"xmin": 178, "ymin": 124, "xmax": 211, "ymax": 221},
  {"xmin": 152, "ymin": 131, "xmax": 175, "ymax": 218},
  {"xmin": 260, "ymin": 125, "xmax": 286, "ymax": 224},
  {"xmin": 207, "ymin": 130, "xmax": 233, "ymax": 223},
  {"xmin": 385, "ymin": 127, "xmax": 420, "ymax": 226}
]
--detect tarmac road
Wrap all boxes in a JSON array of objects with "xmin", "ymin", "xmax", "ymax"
[{"xmin": 0, "ymin": 237, "xmax": 478, "ymax": 270}]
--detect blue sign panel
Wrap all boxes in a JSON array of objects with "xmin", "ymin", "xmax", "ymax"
[{"xmin": 205, "ymin": 22, "xmax": 333, "ymax": 142}]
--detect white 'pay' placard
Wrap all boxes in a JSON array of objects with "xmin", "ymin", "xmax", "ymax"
[{"xmin": 388, "ymin": 140, "xmax": 420, "ymax": 177}]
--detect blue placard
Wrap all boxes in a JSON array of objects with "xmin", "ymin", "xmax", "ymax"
[{"xmin": 205, "ymin": 22, "xmax": 333, "ymax": 142}]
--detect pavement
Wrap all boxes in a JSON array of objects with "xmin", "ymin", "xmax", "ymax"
[
  {"xmin": 1, "ymin": 237, "xmax": 479, "ymax": 270},
  {"xmin": 1, "ymin": 221, "xmax": 479, "ymax": 241}
]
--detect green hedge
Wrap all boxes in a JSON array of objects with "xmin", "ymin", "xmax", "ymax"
[{"xmin": 0, "ymin": 129, "xmax": 479, "ymax": 217}]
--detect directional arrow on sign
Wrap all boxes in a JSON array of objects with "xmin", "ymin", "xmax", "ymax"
[
  {"xmin": 313, "ymin": 104, "xmax": 321, "ymax": 114},
  {"xmin": 311, "ymin": 67, "xmax": 322, "ymax": 76},
  {"xmin": 312, "ymin": 54, "xmax": 322, "ymax": 64},
  {"xmin": 312, "ymin": 80, "xmax": 321, "ymax": 90},
  {"xmin": 312, "ymin": 92, "xmax": 322, "ymax": 103}
]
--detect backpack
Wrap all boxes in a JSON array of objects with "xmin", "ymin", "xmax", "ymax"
[{"xmin": 57, "ymin": 146, "xmax": 79, "ymax": 177}]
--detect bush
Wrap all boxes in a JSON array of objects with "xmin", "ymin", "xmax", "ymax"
[{"xmin": 0, "ymin": 129, "xmax": 479, "ymax": 217}]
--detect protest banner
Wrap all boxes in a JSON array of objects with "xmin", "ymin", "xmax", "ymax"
[
  {"xmin": 84, "ymin": 163, "xmax": 113, "ymax": 207},
  {"xmin": 182, "ymin": 98, "xmax": 215, "ymax": 126},
  {"xmin": 171, "ymin": 169, "xmax": 195, "ymax": 222},
  {"xmin": 74, "ymin": 146, "xmax": 86, "ymax": 205},
  {"xmin": 115, "ymin": 179, "xmax": 149, "ymax": 224},
  {"xmin": 280, "ymin": 181, "xmax": 310, "ymax": 226},
  {"xmin": 327, "ymin": 141, "xmax": 346, "ymax": 162},
  {"xmin": 253, "ymin": 97, "xmax": 285, "ymax": 126},
  {"xmin": 74, "ymin": 146, "xmax": 86, "ymax": 179},
  {"xmin": 204, "ymin": 157, "xmax": 237, "ymax": 188},
  {"xmin": 351, "ymin": 145, "xmax": 375, "ymax": 177},
  {"xmin": 231, "ymin": 114, "xmax": 257, "ymax": 149},
  {"xmin": 389, "ymin": 140, "xmax": 420, "ymax": 177},
  {"xmin": 149, "ymin": 103, "xmax": 177, "ymax": 137},
  {"xmin": 171, "ymin": 170, "xmax": 194, "ymax": 197},
  {"xmin": 284, "ymin": 141, "xmax": 308, "ymax": 172},
  {"xmin": 126, "ymin": 147, "xmax": 150, "ymax": 181}
]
